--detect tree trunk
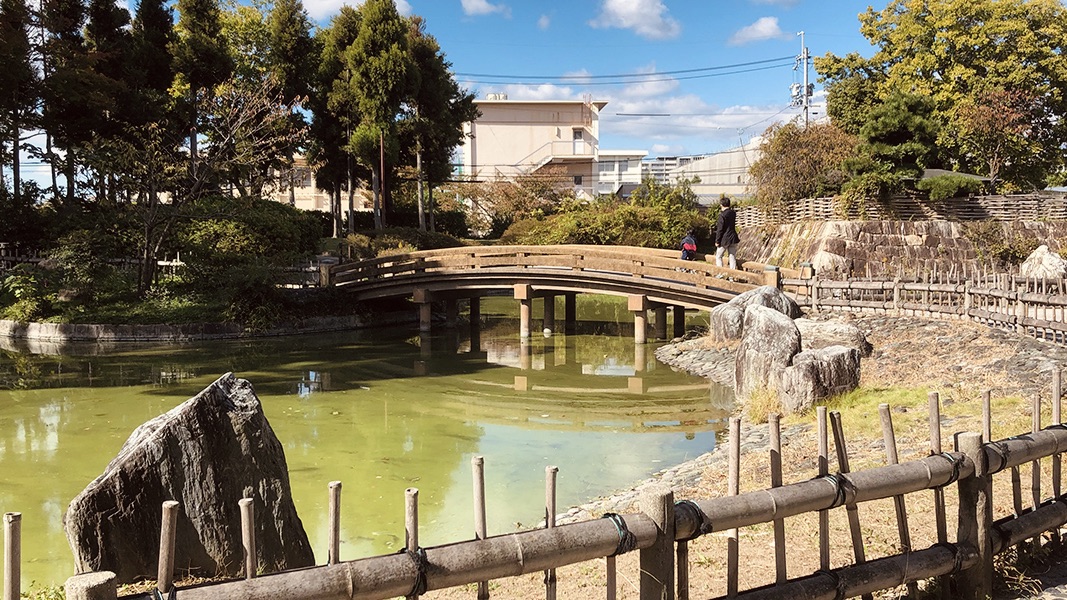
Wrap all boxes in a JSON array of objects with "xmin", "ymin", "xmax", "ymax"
[
  {"xmin": 332, "ymin": 180, "xmax": 342, "ymax": 238},
  {"xmin": 65, "ymin": 147, "xmax": 76, "ymax": 204},
  {"xmin": 417, "ymin": 146, "xmax": 425, "ymax": 231},
  {"xmin": 47, "ymin": 133, "xmax": 59, "ymax": 203},
  {"xmin": 346, "ymin": 157, "xmax": 354, "ymax": 235},
  {"xmin": 372, "ymin": 164, "xmax": 382, "ymax": 230},
  {"xmin": 11, "ymin": 122, "xmax": 20, "ymax": 205},
  {"xmin": 288, "ymin": 148, "xmax": 296, "ymax": 207}
]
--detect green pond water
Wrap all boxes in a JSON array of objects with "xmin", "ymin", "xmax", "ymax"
[{"xmin": 0, "ymin": 296, "xmax": 733, "ymax": 592}]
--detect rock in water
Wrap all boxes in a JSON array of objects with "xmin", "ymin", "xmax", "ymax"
[{"xmin": 64, "ymin": 373, "xmax": 314, "ymax": 583}]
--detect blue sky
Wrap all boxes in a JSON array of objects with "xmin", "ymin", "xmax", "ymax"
[{"xmin": 311, "ymin": 0, "xmax": 881, "ymax": 158}]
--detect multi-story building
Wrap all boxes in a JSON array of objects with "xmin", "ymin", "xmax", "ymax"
[
  {"xmin": 666, "ymin": 137, "xmax": 762, "ymax": 203},
  {"xmin": 459, "ymin": 95, "xmax": 644, "ymax": 198}
]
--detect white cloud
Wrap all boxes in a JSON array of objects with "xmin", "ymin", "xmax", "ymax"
[
  {"xmin": 620, "ymin": 65, "xmax": 679, "ymax": 98},
  {"xmin": 537, "ymin": 13, "xmax": 551, "ymax": 30},
  {"xmin": 461, "ymin": 0, "xmax": 511, "ymax": 17},
  {"xmin": 496, "ymin": 83, "xmax": 577, "ymax": 101},
  {"xmin": 728, "ymin": 16, "xmax": 791, "ymax": 46},
  {"xmin": 589, "ymin": 0, "xmax": 681, "ymax": 40}
]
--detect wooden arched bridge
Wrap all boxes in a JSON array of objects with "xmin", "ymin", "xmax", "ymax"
[{"xmin": 327, "ymin": 245, "xmax": 787, "ymax": 341}]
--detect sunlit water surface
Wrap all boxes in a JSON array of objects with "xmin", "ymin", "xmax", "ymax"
[{"xmin": 0, "ymin": 296, "xmax": 732, "ymax": 590}]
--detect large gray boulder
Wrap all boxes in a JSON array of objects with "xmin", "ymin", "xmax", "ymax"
[
  {"xmin": 1020, "ymin": 245, "xmax": 1067, "ymax": 279},
  {"xmin": 64, "ymin": 373, "xmax": 314, "ymax": 583},
  {"xmin": 734, "ymin": 305, "xmax": 801, "ymax": 398},
  {"xmin": 710, "ymin": 286, "xmax": 802, "ymax": 342},
  {"xmin": 795, "ymin": 318, "xmax": 873, "ymax": 357},
  {"xmin": 778, "ymin": 346, "xmax": 861, "ymax": 414}
]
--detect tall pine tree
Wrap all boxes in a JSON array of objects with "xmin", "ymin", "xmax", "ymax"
[
  {"xmin": 0, "ymin": 0, "xmax": 38, "ymax": 203},
  {"xmin": 171, "ymin": 0, "xmax": 232, "ymax": 170},
  {"xmin": 267, "ymin": 0, "xmax": 314, "ymax": 205}
]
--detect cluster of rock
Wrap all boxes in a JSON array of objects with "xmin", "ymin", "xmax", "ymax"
[
  {"xmin": 64, "ymin": 373, "xmax": 314, "ymax": 583},
  {"xmin": 1020, "ymin": 245, "xmax": 1067, "ymax": 279},
  {"xmin": 708, "ymin": 286, "xmax": 870, "ymax": 414}
]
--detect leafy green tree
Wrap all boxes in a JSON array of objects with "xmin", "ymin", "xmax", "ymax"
[
  {"xmin": 955, "ymin": 87, "xmax": 1041, "ymax": 189},
  {"xmin": 816, "ymin": 0, "xmax": 1067, "ymax": 189},
  {"xmin": 128, "ymin": 0, "xmax": 175, "ymax": 126},
  {"xmin": 346, "ymin": 0, "xmax": 411, "ymax": 229},
  {"xmin": 0, "ymin": 0, "xmax": 39, "ymax": 204},
  {"xmin": 748, "ymin": 120, "xmax": 858, "ymax": 208},
  {"xmin": 856, "ymin": 90, "xmax": 940, "ymax": 179},
  {"xmin": 171, "ymin": 0, "xmax": 233, "ymax": 169},
  {"xmin": 267, "ymin": 0, "xmax": 315, "ymax": 206},
  {"xmin": 83, "ymin": 0, "xmax": 133, "ymax": 200},
  {"xmin": 400, "ymin": 16, "xmax": 477, "ymax": 230}
]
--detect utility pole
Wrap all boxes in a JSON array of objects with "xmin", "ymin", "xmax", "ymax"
[{"xmin": 793, "ymin": 31, "xmax": 813, "ymax": 127}]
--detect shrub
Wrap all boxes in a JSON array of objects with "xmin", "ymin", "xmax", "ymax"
[{"xmin": 916, "ymin": 174, "xmax": 985, "ymax": 202}]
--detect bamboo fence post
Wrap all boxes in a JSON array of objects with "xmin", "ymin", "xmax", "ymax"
[
  {"xmin": 405, "ymin": 487, "xmax": 420, "ymax": 600},
  {"xmin": 1031, "ymin": 394, "xmax": 1043, "ymax": 553},
  {"xmin": 957, "ymin": 432, "xmax": 992, "ymax": 600},
  {"xmin": 328, "ymin": 481, "xmax": 342, "ymax": 565},
  {"xmin": 928, "ymin": 392, "xmax": 949, "ymax": 599},
  {"xmin": 1055, "ymin": 370, "xmax": 1063, "ymax": 544},
  {"xmin": 817, "ymin": 407, "xmax": 830, "ymax": 571},
  {"xmin": 830, "ymin": 411, "xmax": 873, "ymax": 600},
  {"xmin": 545, "ymin": 466, "xmax": 558, "ymax": 600},
  {"xmin": 639, "ymin": 486, "xmax": 675, "ymax": 600},
  {"xmin": 157, "ymin": 501, "xmax": 179, "ymax": 597},
  {"xmin": 879, "ymin": 404, "xmax": 917, "ymax": 597},
  {"xmin": 769, "ymin": 413, "xmax": 786, "ymax": 585},
  {"xmin": 727, "ymin": 417, "xmax": 740, "ymax": 598},
  {"xmin": 982, "ymin": 390, "xmax": 992, "ymax": 443},
  {"xmin": 240, "ymin": 498, "xmax": 256, "ymax": 579},
  {"xmin": 3, "ymin": 512, "xmax": 20, "ymax": 600},
  {"xmin": 472, "ymin": 457, "xmax": 489, "ymax": 600}
]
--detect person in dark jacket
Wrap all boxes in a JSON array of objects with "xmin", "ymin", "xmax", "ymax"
[
  {"xmin": 680, "ymin": 230, "xmax": 698, "ymax": 260},
  {"xmin": 714, "ymin": 196, "xmax": 740, "ymax": 269}
]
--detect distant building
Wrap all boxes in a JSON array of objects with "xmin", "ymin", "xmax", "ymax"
[
  {"xmin": 269, "ymin": 155, "xmax": 372, "ymax": 214},
  {"xmin": 459, "ymin": 96, "xmax": 644, "ymax": 198},
  {"xmin": 640, "ymin": 155, "xmax": 709, "ymax": 184},
  {"xmin": 661, "ymin": 137, "xmax": 763, "ymax": 205}
]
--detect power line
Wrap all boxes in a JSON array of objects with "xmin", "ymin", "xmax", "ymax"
[
  {"xmin": 455, "ymin": 56, "xmax": 795, "ymax": 81},
  {"xmin": 460, "ymin": 61, "xmax": 794, "ymax": 87}
]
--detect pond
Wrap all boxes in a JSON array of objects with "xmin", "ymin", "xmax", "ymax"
[{"xmin": 0, "ymin": 295, "xmax": 733, "ymax": 591}]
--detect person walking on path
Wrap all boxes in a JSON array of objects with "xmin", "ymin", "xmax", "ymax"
[
  {"xmin": 680, "ymin": 230, "xmax": 698, "ymax": 261},
  {"xmin": 714, "ymin": 196, "xmax": 740, "ymax": 269}
]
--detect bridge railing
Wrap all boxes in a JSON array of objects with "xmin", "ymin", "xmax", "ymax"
[
  {"xmin": 56, "ymin": 374, "xmax": 1067, "ymax": 600},
  {"xmin": 329, "ymin": 245, "xmax": 768, "ymax": 290}
]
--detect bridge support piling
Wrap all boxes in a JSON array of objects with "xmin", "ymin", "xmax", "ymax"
[
  {"xmin": 653, "ymin": 306, "xmax": 667, "ymax": 341},
  {"xmin": 469, "ymin": 298, "xmax": 482, "ymax": 352},
  {"xmin": 543, "ymin": 295, "xmax": 556, "ymax": 334},
  {"xmin": 564, "ymin": 293, "xmax": 577, "ymax": 335},
  {"xmin": 629, "ymin": 295, "xmax": 649, "ymax": 344},
  {"xmin": 520, "ymin": 339, "xmax": 532, "ymax": 371},
  {"xmin": 515, "ymin": 284, "xmax": 533, "ymax": 339},
  {"xmin": 673, "ymin": 306, "xmax": 686, "ymax": 339},
  {"xmin": 634, "ymin": 343, "xmax": 647, "ymax": 373},
  {"xmin": 414, "ymin": 289, "xmax": 432, "ymax": 333}
]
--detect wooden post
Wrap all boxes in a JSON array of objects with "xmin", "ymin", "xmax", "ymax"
[
  {"xmin": 65, "ymin": 572, "xmax": 117, "ymax": 600},
  {"xmin": 240, "ymin": 498, "xmax": 256, "ymax": 579},
  {"xmin": 515, "ymin": 284, "xmax": 533, "ymax": 339},
  {"xmin": 328, "ymin": 482, "xmax": 342, "ymax": 565},
  {"xmin": 811, "ymin": 278, "xmax": 820, "ymax": 312},
  {"xmin": 564, "ymin": 293, "xmax": 577, "ymax": 335},
  {"xmin": 414, "ymin": 288, "xmax": 432, "ymax": 333},
  {"xmin": 763, "ymin": 265, "xmax": 781, "ymax": 289},
  {"xmin": 830, "ymin": 411, "xmax": 872, "ymax": 600},
  {"xmin": 817, "ymin": 407, "xmax": 830, "ymax": 571},
  {"xmin": 157, "ymin": 501, "xmax": 179, "ymax": 597},
  {"xmin": 1055, "ymin": 370, "xmax": 1063, "ymax": 501},
  {"xmin": 545, "ymin": 466, "xmax": 558, "ymax": 600},
  {"xmin": 405, "ymin": 488, "xmax": 420, "ymax": 600},
  {"xmin": 769, "ymin": 413, "xmax": 786, "ymax": 585},
  {"xmin": 653, "ymin": 306, "xmax": 668, "ymax": 341},
  {"xmin": 543, "ymin": 295, "xmax": 556, "ymax": 334},
  {"xmin": 3, "ymin": 513, "xmax": 20, "ymax": 600},
  {"xmin": 727, "ymin": 417, "xmax": 740, "ymax": 597},
  {"xmin": 473, "ymin": 457, "xmax": 489, "ymax": 600},
  {"xmin": 957, "ymin": 432, "xmax": 992, "ymax": 599},
  {"xmin": 639, "ymin": 486, "xmax": 675, "ymax": 600},
  {"xmin": 673, "ymin": 306, "xmax": 686, "ymax": 339},
  {"xmin": 628, "ymin": 295, "xmax": 648, "ymax": 345},
  {"xmin": 879, "ymin": 404, "xmax": 916, "ymax": 597},
  {"xmin": 982, "ymin": 390, "xmax": 992, "ymax": 442},
  {"xmin": 928, "ymin": 392, "xmax": 949, "ymax": 599}
]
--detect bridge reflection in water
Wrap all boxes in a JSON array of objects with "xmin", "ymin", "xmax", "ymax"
[{"xmin": 409, "ymin": 306, "xmax": 730, "ymax": 439}]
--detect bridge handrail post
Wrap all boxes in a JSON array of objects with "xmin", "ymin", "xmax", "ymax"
[{"xmin": 763, "ymin": 265, "xmax": 781, "ymax": 290}]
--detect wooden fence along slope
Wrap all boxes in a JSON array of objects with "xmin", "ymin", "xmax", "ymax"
[{"xmin": 7, "ymin": 267, "xmax": 1067, "ymax": 600}]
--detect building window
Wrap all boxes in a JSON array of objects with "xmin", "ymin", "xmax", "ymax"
[
  {"xmin": 574, "ymin": 175, "xmax": 583, "ymax": 186},
  {"xmin": 618, "ymin": 161, "xmax": 629, "ymax": 173},
  {"xmin": 598, "ymin": 161, "xmax": 614, "ymax": 173}
]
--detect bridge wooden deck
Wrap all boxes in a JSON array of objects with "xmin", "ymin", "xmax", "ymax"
[{"xmin": 329, "ymin": 245, "xmax": 780, "ymax": 340}]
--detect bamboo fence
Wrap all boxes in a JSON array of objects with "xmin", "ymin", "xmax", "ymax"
[{"xmin": 37, "ymin": 370, "xmax": 1067, "ymax": 600}]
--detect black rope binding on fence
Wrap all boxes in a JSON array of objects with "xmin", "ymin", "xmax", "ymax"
[
  {"xmin": 151, "ymin": 587, "xmax": 177, "ymax": 600},
  {"xmin": 396, "ymin": 546, "xmax": 428, "ymax": 597},
  {"xmin": 933, "ymin": 452, "xmax": 964, "ymax": 488},
  {"xmin": 602, "ymin": 512, "xmax": 637, "ymax": 556},
  {"xmin": 814, "ymin": 569, "xmax": 845, "ymax": 600},
  {"xmin": 674, "ymin": 500, "xmax": 713, "ymax": 542},
  {"xmin": 933, "ymin": 541, "xmax": 964, "ymax": 574},
  {"xmin": 824, "ymin": 473, "xmax": 849, "ymax": 509}
]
